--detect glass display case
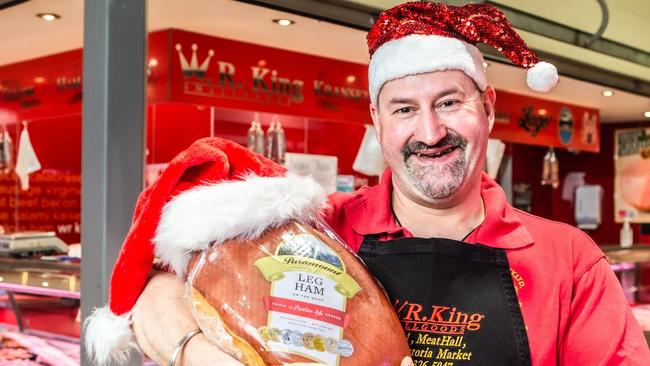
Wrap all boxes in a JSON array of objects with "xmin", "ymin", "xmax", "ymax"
[
  {"xmin": 604, "ymin": 245, "xmax": 650, "ymax": 346},
  {"xmin": 0, "ymin": 257, "xmax": 79, "ymax": 364}
]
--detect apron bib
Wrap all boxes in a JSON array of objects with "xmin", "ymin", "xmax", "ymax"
[{"xmin": 358, "ymin": 235, "xmax": 531, "ymax": 366}]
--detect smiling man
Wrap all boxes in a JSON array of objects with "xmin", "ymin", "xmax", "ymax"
[
  {"xmin": 372, "ymin": 71, "xmax": 492, "ymax": 239},
  {"xmin": 322, "ymin": 3, "xmax": 648, "ymax": 364},
  {"xmin": 86, "ymin": 2, "xmax": 649, "ymax": 366}
]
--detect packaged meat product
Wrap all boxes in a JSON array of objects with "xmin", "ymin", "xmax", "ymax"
[{"xmin": 185, "ymin": 217, "xmax": 410, "ymax": 366}]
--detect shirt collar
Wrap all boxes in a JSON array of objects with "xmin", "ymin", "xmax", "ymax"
[
  {"xmin": 344, "ymin": 169, "xmax": 407, "ymax": 237},
  {"xmin": 468, "ymin": 173, "xmax": 534, "ymax": 249},
  {"xmin": 344, "ymin": 169, "xmax": 533, "ymax": 250}
]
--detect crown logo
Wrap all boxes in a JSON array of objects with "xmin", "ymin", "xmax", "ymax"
[{"xmin": 175, "ymin": 43, "xmax": 214, "ymax": 79}]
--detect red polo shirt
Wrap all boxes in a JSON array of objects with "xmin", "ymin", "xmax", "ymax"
[{"xmin": 325, "ymin": 169, "xmax": 650, "ymax": 365}]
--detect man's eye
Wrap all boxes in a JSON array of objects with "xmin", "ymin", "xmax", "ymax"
[
  {"xmin": 437, "ymin": 100, "xmax": 460, "ymax": 109},
  {"xmin": 394, "ymin": 107, "xmax": 414, "ymax": 114}
]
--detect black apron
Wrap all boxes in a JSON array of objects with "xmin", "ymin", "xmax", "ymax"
[{"xmin": 358, "ymin": 235, "xmax": 531, "ymax": 366}]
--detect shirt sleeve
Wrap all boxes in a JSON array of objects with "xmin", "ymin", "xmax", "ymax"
[
  {"xmin": 559, "ymin": 258, "xmax": 650, "ymax": 365},
  {"xmin": 322, "ymin": 191, "xmax": 352, "ymax": 228}
]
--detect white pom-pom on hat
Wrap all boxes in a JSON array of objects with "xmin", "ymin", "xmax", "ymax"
[
  {"xmin": 84, "ymin": 306, "xmax": 136, "ymax": 365},
  {"xmin": 527, "ymin": 61, "xmax": 558, "ymax": 93}
]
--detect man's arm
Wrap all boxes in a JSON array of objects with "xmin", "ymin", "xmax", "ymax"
[
  {"xmin": 131, "ymin": 271, "xmax": 245, "ymax": 365},
  {"xmin": 559, "ymin": 258, "xmax": 650, "ymax": 364}
]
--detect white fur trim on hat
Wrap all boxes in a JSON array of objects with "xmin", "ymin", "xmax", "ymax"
[
  {"xmin": 368, "ymin": 34, "xmax": 486, "ymax": 104},
  {"xmin": 154, "ymin": 174, "xmax": 327, "ymax": 276},
  {"xmin": 84, "ymin": 306, "xmax": 136, "ymax": 365}
]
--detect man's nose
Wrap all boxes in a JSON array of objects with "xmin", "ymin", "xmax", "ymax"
[{"xmin": 414, "ymin": 109, "xmax": 447, "ymax": 146}]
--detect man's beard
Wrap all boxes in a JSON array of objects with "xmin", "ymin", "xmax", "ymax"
[{"xmin": 401, "ymin": 132, "xmax": 468, "ymax": 200}]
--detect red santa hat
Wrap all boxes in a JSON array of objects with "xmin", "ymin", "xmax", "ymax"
[
  {"xmin": 367, "ymin": 2, "xmax": 558, "ymax": 104},
  {"xmin": 83, "ymin": 137, "xmax": 327, "ymax": 365}
]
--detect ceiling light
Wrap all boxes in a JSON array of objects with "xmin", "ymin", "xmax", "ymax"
[
  {"xmin": 602, "ymin": 90, "xmax": 614, "ymax": 97},
  {"xmin": 273, "ymin": 19, "xmax": 295, "ymax": 26},
  {"xmin": 644, "ymin": 111, "xmax": 650, "ymax": 118},
  {"xmin": 37, "ymin": 13, "xmax": 60, "ymax": 21}
]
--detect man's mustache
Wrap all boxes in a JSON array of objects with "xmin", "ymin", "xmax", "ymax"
[{"xmin": 402, "ymin": 133, "xmax": 467, "ymax": 161}]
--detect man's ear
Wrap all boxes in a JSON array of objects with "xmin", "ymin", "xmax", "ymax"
[
  {"xmin": 369, "ymin": 102, "xmax": 382, "ymax": 141},
  {"xmin": 483, "ymin": 85, "xmax": 497, "ymax": 132}
]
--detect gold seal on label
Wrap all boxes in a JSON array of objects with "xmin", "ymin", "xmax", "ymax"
[
  {"xmin": 269, "ymin": 328, "xmax": 281, "ymax": 342},
  {"xmin": 313, "ymin": 335, "xmax": 326, "ymax": 352},
  {"xmin": 258, "ymin": 326, "xmax": 271, "ymax": 342},
  {"xmin": 301, "ymin": 332, "xmax": 315, "ymax": 349}
]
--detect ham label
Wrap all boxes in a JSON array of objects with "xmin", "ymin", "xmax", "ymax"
[{"xmin": 254, "ymin": 232, "xmax": 359, "ymax": 365}]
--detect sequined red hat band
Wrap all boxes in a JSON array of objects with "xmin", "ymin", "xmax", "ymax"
[{"xmin": 367, "ymin": 1, "xmax": 558, "ymax": 104}]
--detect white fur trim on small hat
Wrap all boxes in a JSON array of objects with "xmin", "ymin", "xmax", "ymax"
[
  {"xmin": 368, "ymin": 34, "xmax": 487, "ymax": 104},
  {"xmin": 154, "ymin": 174, "xmax": 327, "ymax": 276},
  {"xmin": 84, "ymin": 306, "xmax": 136, "ymax": 365}
]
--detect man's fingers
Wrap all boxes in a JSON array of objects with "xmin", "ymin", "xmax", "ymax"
[{"xmin": 401, "ymin": 356, "xmax": 415, "ymax": 366}]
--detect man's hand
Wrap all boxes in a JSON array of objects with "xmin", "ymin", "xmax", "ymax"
[{"xmin": 131, "ymin": 271, "xmax": 244, "ymax": 365}]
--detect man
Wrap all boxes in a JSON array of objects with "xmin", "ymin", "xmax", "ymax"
[{"xmin": 86, "ymin": 2, "xmax": 650, "ymax": 365}]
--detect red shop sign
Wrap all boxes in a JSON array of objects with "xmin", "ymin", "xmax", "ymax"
[
  {"xmin": 162, "ymin": 29, "xmax": 372, "ymax": 124},
  {"xmin": 490, "ymin": 90, "xmax": 600, "ymax": 153}
]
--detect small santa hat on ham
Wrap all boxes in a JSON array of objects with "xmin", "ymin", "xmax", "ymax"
[
  {"xmin": 83, "ymin": 137, "xmax": 327, "ymax": 365},
  {"xmin": 367, "ymin": 2, "xmax": 558, "ymax": 104}
]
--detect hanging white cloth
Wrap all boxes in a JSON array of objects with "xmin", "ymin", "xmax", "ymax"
[
  {"xmin": 0, "ymin": 128, "xmax": 13, "ymax": 174},
  {"xmin": 353, "ymin": 124, "xmax": 386, "ymax": 176},
  {"xmin": 575, "ymin": 185, "xmax": 602, "ymax": 230},
  {"xmin": 15, "ymin": 123, "xmax": 41, "ymax": 190},
  {"xmin": 486, "ymin": 138, "xmax": 506, "ymax": 179}
]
